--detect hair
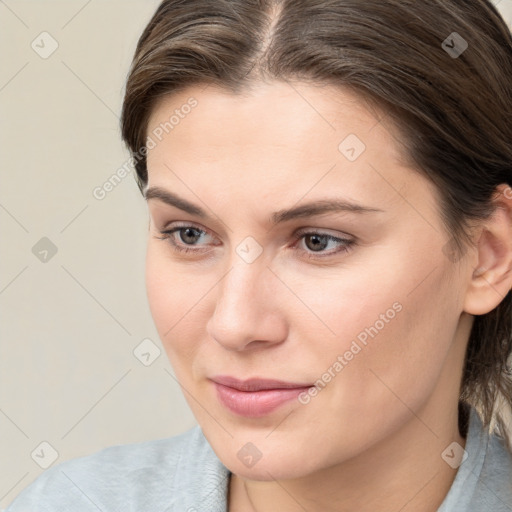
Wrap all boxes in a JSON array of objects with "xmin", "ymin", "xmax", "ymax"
[{"xmin": 121, "ymin": 0, "xmax": 512, "ymax": 447}]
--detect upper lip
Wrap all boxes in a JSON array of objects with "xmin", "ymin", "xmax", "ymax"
[{"xmin": 210, "ymin": 375, "xmax": 313, "ymax": 392}]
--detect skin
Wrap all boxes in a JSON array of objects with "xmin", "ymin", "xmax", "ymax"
[{"xmin": 144, "ymin": 81, "xmax": 512, "ymax": 512}]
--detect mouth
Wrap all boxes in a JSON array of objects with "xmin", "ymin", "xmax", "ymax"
[{"xmin": 209, "ymin": 375, "xmax": 314, "ymax": 417}]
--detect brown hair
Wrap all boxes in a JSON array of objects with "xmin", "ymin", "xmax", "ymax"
[{"xmin": 121, "ymin": 0, "xmax": 512, "ymax": 445}]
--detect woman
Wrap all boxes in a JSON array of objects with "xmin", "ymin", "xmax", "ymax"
[{"xmin": 7, "ymin": 0, "xmax": 512, "ymax": 511}]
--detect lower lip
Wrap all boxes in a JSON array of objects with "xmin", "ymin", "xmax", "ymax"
[{"xmin": 213, "ymin": 382, "xmax": 312, "ymax": 417}]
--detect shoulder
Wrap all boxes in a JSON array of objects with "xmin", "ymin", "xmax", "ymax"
[
  {"xmin": 473, "ymin": 430, "xmax": 512, "ymax": 510},
  {"xmin": 5, "ymin": 425, "xmax": 227, "ymax": 511},
  {"xmin": 438, "ymin": 408, "xmax": 512, "ymax": 512}
]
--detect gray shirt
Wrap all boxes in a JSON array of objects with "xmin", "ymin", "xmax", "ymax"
[{"xmin": 5, "ymin": 407, "xmax": 512, "ymax": 511}]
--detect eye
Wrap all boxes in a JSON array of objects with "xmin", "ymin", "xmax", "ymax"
[
  {"xmin": 153, "ymin": 223, "xmax": 356, "ymax": 260},
  {"xmin": 153, "ymin": 223, "xmax": 215, "ymax": 255},
  {"xmin": 291, "ymin": 230, "xmax": 355, "ymax": 259}
]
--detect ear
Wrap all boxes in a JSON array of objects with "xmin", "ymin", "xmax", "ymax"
[{"xmin": 463, "ymin": 183, "xmax": 512, "ymax": 315}]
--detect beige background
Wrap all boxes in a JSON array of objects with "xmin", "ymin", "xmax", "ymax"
[{"xmin": 1, "ymin": 0, "xmax": 512, "ymax": 508}]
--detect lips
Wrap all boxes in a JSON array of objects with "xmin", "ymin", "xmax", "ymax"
[
  {"xmin": 210, "ymin": 375, "xmax": 313, "ymax": 391},
  {"xmin": 210, "ymin": 375, "xmax": 313, "ymax": 417}
]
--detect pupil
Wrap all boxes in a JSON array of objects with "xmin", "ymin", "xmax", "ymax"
[
  {"xmin": 307, "ymin": 234, "xmax": 327, "ymax": 252},
  {"xmin": 182, "ymin": 228, "xmax": 199, "ymax": 244}
]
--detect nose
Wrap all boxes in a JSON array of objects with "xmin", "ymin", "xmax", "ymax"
[{"xmin": 206, "ymin": 258, "xmax": 288, "ymax": 351}]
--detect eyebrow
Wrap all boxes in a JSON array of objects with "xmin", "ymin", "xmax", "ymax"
[{"xmin": 144, "ymin": 186, "xmax": 384, "ymax": 225}]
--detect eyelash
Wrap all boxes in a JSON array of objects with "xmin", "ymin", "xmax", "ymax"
[{"xmin": 153, "ymin": 223, "xmax": 355, "ymax": 260}]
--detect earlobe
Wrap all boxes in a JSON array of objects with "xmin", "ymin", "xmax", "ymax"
[{"xmin": 463, "ymin": 184, "xmax": 512, "ymax": 316}]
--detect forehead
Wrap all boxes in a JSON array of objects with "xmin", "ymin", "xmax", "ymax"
[
  {"xmin": 147, "ymin": 82, "xmax": 401, "ymax": 167},
  {"xmin": 147, "ymin": 81, "xmax": 388, "ymax": 153},
  {"xmin": 144, "ymin": 81, "xmax": 437, "ymax": 219}
]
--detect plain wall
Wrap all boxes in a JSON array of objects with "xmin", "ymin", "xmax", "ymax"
[{"xmin": 1, "ymin": 0, "xmax": 512, "ymax": 508}]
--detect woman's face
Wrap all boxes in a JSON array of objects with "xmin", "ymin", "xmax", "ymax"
[{"xmin": 144, "ymin": 81, "xmax": 473, "ymax": 480}]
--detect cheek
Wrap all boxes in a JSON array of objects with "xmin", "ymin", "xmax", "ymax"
[
  {"xmin": 284, "ymin": 261, "xmax": 462, "ymax": 461},
  {"xmin": 145, "ymin": 245, "xmax": 207, "ymax": 364},
  {"xmin": 292, "ymin": 250, "xmax": 460, "ymax": 390},
  {"xmin": 337, "ymin": 267, "xmax": 460, "ymax": 416},
  {"xmin": 145, "ymin": 246, "xmax": 173, "ymax": 334}
]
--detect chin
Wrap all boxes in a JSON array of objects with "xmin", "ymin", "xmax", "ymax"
[
  {"xmin": 228, "ymin": 456, "xmax": 313, "ymax": 482},
  {"xmin": 208, "ymin": 432, "xmax": 327, "ymax": 482}
]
